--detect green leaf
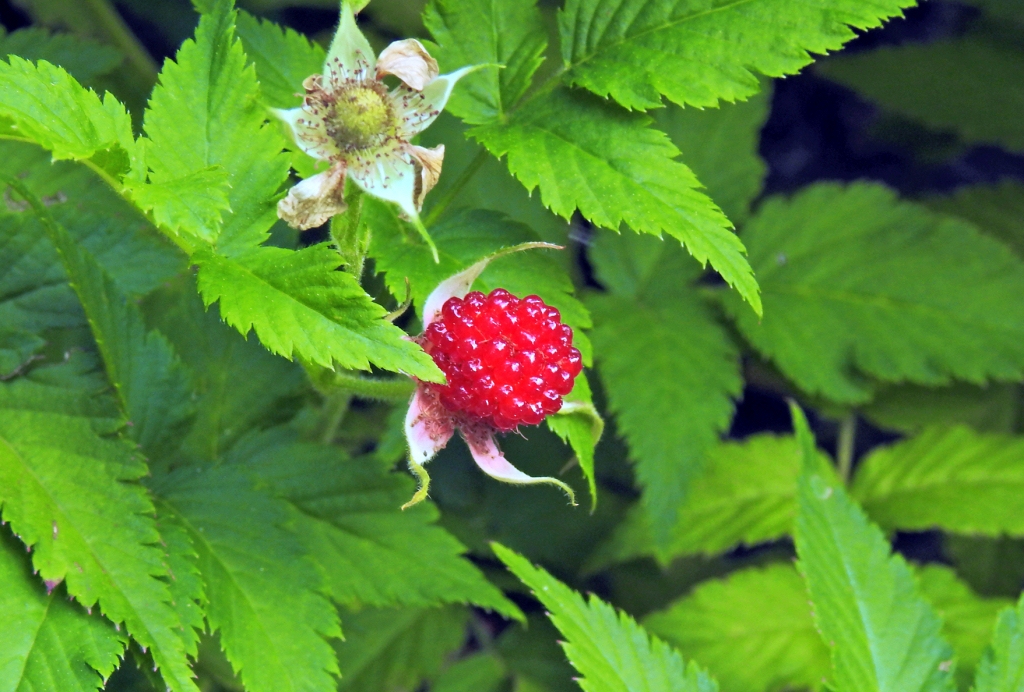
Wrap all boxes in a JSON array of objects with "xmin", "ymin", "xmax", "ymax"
[
  {"xmin": 851, "ymin": 426, "xmax": 1024, "ymax": 536},
  {"xmin": 587, "ymin": 234, "xmax": 741, "ymax": 546},
  {"xmin": 862, "ymin": 382, "xmax": 1022, "ymax": 436},
  {"xmin": 0, "ymin": 527, "xmax": 127, "ymax": 692},
  {"xmin": 928, "ymin": 182, "xmax": 1024, "ymax": 261},
  {"xmin": 155, "ymin": 513, "xmax": 206, "ymax": 659},
  {"xmin": 819, "ymin": 36, "xmax": 1024, "ymax": 152},
  {"xmin": 155, "ymin": 463, "xmax": 341, "ymax": 692},
  {"xmin": 127, "ymin": 166, "xmax": 232, "ymax": 243},
  {"xmin": 471, "ymin": 86, "xmax": 761, "ymax": 314},
  {"xmin": 0, "ymin": 27, "xmax": 122, "ymax": 84},
  {"xmin": 653, "ymin": 87, "xmax": 770, "ymax": 225},
  {"xmin": 546, "ymin": 373, "xmax": 604, "ymax": 509},
  {"xmin": 494, "ymin": 543, "xmax": 719, "ymax": 692},
  {"xmin": 792, "ymin": 404, "xmax": 957, "ymax": 692},
  {"xmin": 974, "ymin": 594, "xmax": 1024, "ymax": 692},
  {"xmin": 231, "ymin": 430, "xmax": 523, "ymax": 620},
  {"xmin": 0, "ymin": 330, "xmax": 44, "ymax": 378},
  {"xmin": 142, "ymin": 0, "xmax": 289, "ymax": 253},
  {"xmin": 432, "ymin": 654, "xmax": 507, "ymax": 692},
  {"xmin": 235, "ymin": 10, "xmax": 324, "ymax": 109},
  {"xmin": 0, "ymin": 57, "xmax": 137, "ymax": 175},
  {"xmin": 559, "ymin": 0, "xmax": 916, "ymax": 111},
  {"xmin": 724, "ymin": 183, "xmax": 1024, "ymax": 404},
  {"xmin": 194, "ymin": 243, "xmax": 443, "ymax": 380},
  {"xmin": 424, "ymin": 0, "xmax": 547, "ymax": 125},
  {"xmin": 916, "ymin": 565, "xmax": 1011, "ymax": 690},
  {"xmin": 0, "ymin": 363, "xmax": 198, "ymax": 692},
  {"xmin": 644, "ymin": 563, "xmax": 828, "ymax": 692},
  {"xmin": 592, "ymin": 434, "xmax": 833, "ymax": 568},
  {"xmin": 334, "ymin": 606, "xmax": 468, "ymax": 692}
]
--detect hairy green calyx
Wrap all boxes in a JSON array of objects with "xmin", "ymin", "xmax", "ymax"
[{"xmin": 326, "ymin": 84, "xmax": 395, "ymax": 152}]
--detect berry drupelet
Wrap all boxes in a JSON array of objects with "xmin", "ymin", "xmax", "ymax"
[{"xmin": 420, "ymin": 289, "xmax": 583, "ymax": 431}]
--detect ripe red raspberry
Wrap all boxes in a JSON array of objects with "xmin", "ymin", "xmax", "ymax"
[{"xmin": 420, "ymin": 289, "xmax": 583, "ymax": 431}]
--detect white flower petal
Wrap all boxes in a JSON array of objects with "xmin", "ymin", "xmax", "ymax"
[
  {"xmin": 392, "ymin": 65, "xmax": 482, "ymax": 139},
  {"xmin": 461, "ymin": 427, "xmax": 577, "ymax": 505},
  {"xmin": 348, "ymin": 144, "xmax": 419, "ymax": 220},
  {"xmin": 421, "ymin": 241, "xmax": 561, "ymax": 327},
  {"xmin": 324, "ymin": 0, "xmax": 376, "ymax": 85},
  {"xmin": 277, "ymin": 165, "xmax": 347, "ymax": 230},
  {"xmin": 272, "ymin": 105, "xmax": 339, "ymax": 161},
  {"xmin": 376, "ymin": 39, "xmax": 439, "ymax": 91},
  {"xmin": 408, "ymin": 144, "xmax": 445, "ymax": 211},
  {"xmin": 404, "ymin": 387, "xmax": 454, "ymax": 466}
]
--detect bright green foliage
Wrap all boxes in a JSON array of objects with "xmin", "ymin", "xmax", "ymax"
[
  {"xmin": 792, "ymin": 405, "xmax": 957, "ymax": 692},
  {"xmin": 654, "ymin": 88, "xmax": 771, "ymax": 225},
  {"xmin": 0, "ymin": 27, "xmax": 122, "ymax": 83},
  {"xmin": 495, "ymin": 543, "xmax": 718, "ymax": 692},
  {"xmin": 0, "ymin": 362, "xmax": 197, "ymax": 692},
  {"xmin": 424, "ymin": 0, "xmax": 547, "ymax": 125},
  {"xmin": 644, "ymin": 563, "xmax": 828, "ymax": 692},
  {"xmin": 127, "ymin": 167, "xmax": 232, "ymax": 243},
  {"xmin": 231, "ymin": 431, "xmax": 522, "ymax": 619},
  {"xmin": 235, "ymin": 10, "xmax": 324, "ymax": 109},
  {"xmin": 432, "ymin": 653, "xmax": 507, "ymax": 692},
  {"xmin": 156, "ymin": 463, "xmax": 342, "ymax": 692},
  {"xmin": 194, "ymin": 244, "xmax": 442, "ymax": 380},
  {"xmin": 471, "ymin": 87, "xmax": 761, "ymax": 314},
  {"xmin": 851, "ymin": 426, "xmax": 1024, "ymax": 536},
  {"xmin": 558, "ymin": 0, "xmax": 916, "ymax": 111},
  {"xmin": 142, "ymin": 0, "xmax": 289, "ymax": 253},
  {"xmin": 334, "ymin": 606, "xmax": 468, "ymax": 692},
  {"xmin": 0, "ymin": 529, "xmax": 126, "ymax": 692},
  {"xmin": 819, "ymin": 37, "xmax": 1024, "ymax": 152},
  {"xmin": 929, "ymin": 182, "xmax": 1024, "ymax": 260},
  {"xmin": 587, "ymin": 233, "xmax": 741, "ymax": 546},
  {"xmin": 726, "ymin": 183, "xmax": 1024, "ymax": 404},
  {"xmin": 975, "ymin": 594, "xmax": 1024, "ymax": 692}
]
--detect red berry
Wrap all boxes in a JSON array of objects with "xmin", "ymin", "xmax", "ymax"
[{"xmin": 421, "ymin": 289, "xmax": 582, "ymax": 431}]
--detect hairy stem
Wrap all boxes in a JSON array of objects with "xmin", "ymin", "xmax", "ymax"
[
  {"xmin": 329, "ymin": 370, "xmax": 415, "ymax": 401},
  {"xmin": 320, "ymin": 391, "xmax": 352, "ymax": 446}
]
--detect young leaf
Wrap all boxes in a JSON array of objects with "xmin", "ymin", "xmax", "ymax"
[
  {"xmin": 193, "ymin": 243, "xmax": 443, "ymax": 380},
  {"xmin": 235, "ymin": 10, "xmax": 324, "ymax": 109},
  {"xmin": 725, "ymin": 183, "xmax": 1024, "ymax": 404},
  {"xmin": 643, "ymin": 563, "xmax": 829, "ymax": 692},
  {"xmin": 0, "ymin": 27, "xmax": 122, "ymax": 83},
  {"xmin": 559, "ymin": 0, "xmax": 916, "ymax": 111},
  {"xmin": 230, "ymin": 430, "xmax": 523, "ymax": 620},
  {"xmin": 587, "ymin": 235, "xmax": 741, "ymax": 546},
  {"xmin": 0, "ymin": 528, "xmax": 127, "ymax": 692},
  {"xmin": 154, "ymin": 463, "xmax": 341, "ymax": 692},
  {"xmin": 142, "ymin": 0, "xmax": 290, "ymax": 252},
  {"xmin": 334, "ymin": 606, "xmax": 469, "ymax": 692},
  {"xmin": 471, "ymin": 86, "xmax": 761, "ymax": 314},
  {"xmin": 494, "ymin": 543, "xmax": 719, "ymax": 692},
  {"xmin": 974, "ymin": 593, "xmax": 1024, "ymax": 692},
  {"xmin": 424, "ymin": 0, "xmax": 547, "ymax": 124},
  {"xmin": 819, "ymin": 36, "xmax": 1024, "ymax": 152},
  {"xmin": 0, "ymin": 362, "xmax": 198, "ymax": 692},
  {"xmin": 851, "ymin": 426, "xmax": 1024, "ymax": 536},
  {"xmin": 928, "ymin": 182, "xmax": 1024, "ymax": 260},
  {"xmin": 792, "ymin": 404, "xmax": 957, "ymax": 692}
]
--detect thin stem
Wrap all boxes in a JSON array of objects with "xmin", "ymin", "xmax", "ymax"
[
  {"xmin": 320, "ymin": 391, "xmax": 352, "ymax": 446},
  {"xmin": 329, "ymin": 370, "xmax": 415, "ymax": 401},
  {"xmin": 423, "ymin": 149, "xmax": 488, "ymax": 227},
  {"xmin": 81, "ymin": 0, "xmax": 159, "ymax": 86},
  {"xmin": 837, "ymin": 413, "xmax": 857, "ymax": 483}
]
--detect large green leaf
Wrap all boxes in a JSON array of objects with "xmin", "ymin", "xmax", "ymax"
[
  {"xmin": 235, "ymin": 10, "xmax": 324, "ymax": 109},
  {"xmin": 587, "ymin": 234, "xmax": 741, "ymax": 546},
  {"xmin": 0, "ymin": 528, "xmax": 126, "ymax": 692},
  {"xmin": 230, "ymin": 430, "xmax": 522, "ymax": 620},
  {"xmin": 725, "ymin": 183, "xmax": 1024, "ymax": 404},
  {"xmin": 792, "ymin": 405, "xmax": 957, "ymax": 692},
  {"xmin": 471, "ymin": 86, "xmax": 760, "ymax": 314},
  {"xmin": 0, "ymin": 27, "xmax": 122, "ymax": 84},
  {"xmin": 851, "ymin": 426, "xmax": 1024, "ymax": 536},
  {"xmin": 558, "ymin": 0, "xmax": 915, "ymax": 111},
  {"xmin": 929, "ymin": 182, "xmax": 1024, "ymax": 261},
  {"xmin": 974, "ymin": 594, "xmax": 1024, "ymax": 692},
  {"xmin": 194, "ymin": 243, "xmax": 442, "ymax": 380},
  {"xmin": 0, "ymin": 362, "xmax": 197, "ymax": 692},
  {"xmin": 819, "ymin": 35, "xmax": 1024, "ymax": 152},
  {"xmin": 494, "ymin": 543, "xmax": 719, "ymax": 692},
  {"xmin": 333, "ymin": 606, "xmax": 468, "ymax": 692},
  {"xmin": 424, "ymin": 0, "xmax": 547, "ymax": 125},
  {"xmin": 155, "ymin": 463, "xmax": 341, "ymax": 692},
  {"xmin": 142, "ymin": 0, "xmax": 289, "ymax": 253},
  {"xmin": 644, "ymin": 563, "xmax": 828, "ymax": 692}
]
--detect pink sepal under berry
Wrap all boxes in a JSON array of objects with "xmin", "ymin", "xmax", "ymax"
[{"xmin": 419, "ymin": 289, "xmax": 583, "ymax": 432}]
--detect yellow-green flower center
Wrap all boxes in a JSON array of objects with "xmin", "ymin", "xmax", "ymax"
[{"xmin": 326, "ymin": 85, "xmax": 394, "ymax": 152}]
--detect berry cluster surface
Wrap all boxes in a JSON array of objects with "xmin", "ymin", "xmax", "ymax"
[{"xmin": 421, "ymin": 289, "xmax": 583, "ymax": 431}]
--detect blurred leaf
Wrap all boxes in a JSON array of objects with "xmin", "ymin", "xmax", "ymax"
[
  {"xmin": 431, "ymin": 653, "xmax": 507, "ymax": 692},
  {"xmin": 862, "ymin": 382, "xmax": 1021, "ymax": 435},
  {"xmin": 974, "ymin": 593, "xmax": 1024, "ymax": 692},
  {"xmin": 946, "ymin": 536, "xmax": 1024, "ymax": 599},
  {"xmin": 236, "ymin": 10, "xmax": 324, "ymax": 109},
  {"xmin": 0, "ymin": 330, "xmax": 44, "ymax": 378},
  {"xmin": 928, "ymin": 182, "xmax": 1024, "ymax": 261},
  {"xmin": 0, "ymin": 27, "xmax": 122, "ymax": 83}
]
